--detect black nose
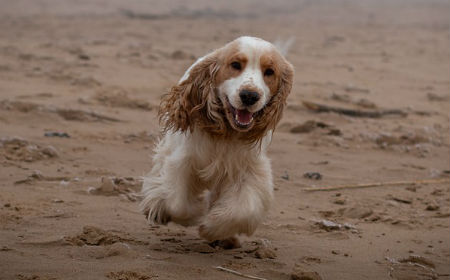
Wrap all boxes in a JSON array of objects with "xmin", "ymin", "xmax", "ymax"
[{"xmin": 239, "ymin": 90, "xmax": 260, "ymax": 106}]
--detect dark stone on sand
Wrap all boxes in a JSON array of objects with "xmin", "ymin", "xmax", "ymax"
[
  {"xmin": 425, "ymin": 204, "xmax": 439, "ymax": 211},
  {"xmin": 303, "ymin": 172, "xmax": 322, "ymax": 180},
  {"xmin": 44, "ymin": 132, "xmax": 70, "ymax": 138}
]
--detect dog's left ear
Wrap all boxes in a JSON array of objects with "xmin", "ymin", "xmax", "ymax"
[
  {"xmin": 159, "ymin": 54, "xmax": 220, "ymax": 133},
  {"xmin": 263, "ymin": 59, "xmax": 294, "ymax": 131}
]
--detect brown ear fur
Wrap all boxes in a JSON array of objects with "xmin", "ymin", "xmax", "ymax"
[
  {"xmin": 242, "ymin": 59, "xmax": 294, "ymax": 142},
  {"xmin": 159, "ymin": 54, "xmax": 224, "ymax": 134}
]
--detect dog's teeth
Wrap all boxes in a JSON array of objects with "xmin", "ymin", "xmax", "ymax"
[
  {"xmin": 235, "ymin": 117, "xmax": 253, "ymax": 126},
  {"xmin": 234, "ymin": 112, "xmax": 253, "ymax": 126}
]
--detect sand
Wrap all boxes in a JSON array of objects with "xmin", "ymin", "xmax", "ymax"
[{"xmin": 0, "ymin": 0, "xmax": 449, "ymax": 279}]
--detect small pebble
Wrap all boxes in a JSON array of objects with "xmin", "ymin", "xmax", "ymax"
[
  {"xmin": 78, "ymin": 54, "xmax": 90, "ymax": 60},
  {"xmin": 303, "ymin": 172, "xmax": 322, "ymax": 180},
  {"xmin": 333, "ymin": 199, "xmax": 346, "ymax": 205},
  {"xmin": 281, "ymin": 171, "xmax": 289, "ymax": 180},
  {"xmin": 44, "ymin": 132, "xmax": 70, "ymax": 138},
  {"xmin": 425, "ymin": 204, "xmax": 439, "ymax": 211}
]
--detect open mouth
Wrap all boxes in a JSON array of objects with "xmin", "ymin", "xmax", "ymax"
[
  {"xmin": 230, "ymin": 106, "xmax": 254, "ymax": 128},
  {"xmin": 225, "ymin": 98, "xmax": 255, "ymax": 130}
]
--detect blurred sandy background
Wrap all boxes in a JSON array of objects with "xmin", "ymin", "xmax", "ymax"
[{"xmin": 0, "ymin": 0, "xmax": 449, "ymax": 279}]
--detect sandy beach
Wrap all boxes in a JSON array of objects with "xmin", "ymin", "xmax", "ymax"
[{"xmin": 0, "ymin": 0, "xmax": 449, "ymax": 279}]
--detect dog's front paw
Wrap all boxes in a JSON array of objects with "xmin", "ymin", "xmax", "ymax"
[
  {"xmin": 199, "ymin": 225, "xmax": 241, "ymax": 249},
  {"xmin": 209, "ymin": 237, "xmax": 241, "ymax": 249},
  {"xmin": 141, "ymin": 198, "xmax": 171, "ymax": 225},
  {"xmin": 198, "ymin": 224, "xmax": 216, "ymax": 241}
]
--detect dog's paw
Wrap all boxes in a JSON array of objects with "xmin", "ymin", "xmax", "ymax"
[
  {"xmin": 198, "ymin": 224, "xmax": 240, "ymax": 247},
  {"xmin": 142, "ymin": 199, "xmax": 171, "ymax": 225},
  {"xmin": 198, "ymin": 224, "xmax": 213, "ymax": 241},
  {"xmin": 209, "ymin": 236, "xmax": 241, "ymax": 250}
]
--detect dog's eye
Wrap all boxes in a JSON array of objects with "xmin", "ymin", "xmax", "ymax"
[
  {"xmin": 264, "ymin": 68, "xmax": 274, "ymax": 76},
  {"xmin": 231, "ymin": 61, "xmax": 241, "ymax": 70}
]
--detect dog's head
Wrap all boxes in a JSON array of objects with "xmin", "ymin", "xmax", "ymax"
[{"xmin": 160, "ymin": 36, "xmax": 294, "ymax": 142}]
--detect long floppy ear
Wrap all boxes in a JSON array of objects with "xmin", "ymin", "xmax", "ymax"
[
  {"xmin": 159, "ymin": 53, "xmax": 220, "ymax": 133},
  {"xmin": 274, "ymin": 60, "xmax": 294, "ymax": 126},
  {"xmin": 262, "ymin": 59, "xmax": 294, "ymax": 130}
]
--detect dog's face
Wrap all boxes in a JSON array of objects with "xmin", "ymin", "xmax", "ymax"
[
  {"xmin": 216, "ymin": 37, "xmax": 286, "ymax": 132},
  {"xmin": 161, "ymin": 36, "xmax": 294, "ymax": 142}
]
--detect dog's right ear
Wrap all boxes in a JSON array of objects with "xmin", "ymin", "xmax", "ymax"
[{"xmin": 159, "ymin": 54, "xmax": 219, "ymax": 133}]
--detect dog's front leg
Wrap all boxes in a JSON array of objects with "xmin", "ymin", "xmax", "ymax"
[
  {"xmin": 198, "ymin": 165, "xmax": 274, "ymax": 242},
  {"xmin": 140, "ymin": 141, "xmax": 206, "ymax": 226}
]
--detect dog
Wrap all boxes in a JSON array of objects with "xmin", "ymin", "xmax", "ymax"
[{"xmin": 140, "ymin": 36, "xmax": 294, "ymax": 246}]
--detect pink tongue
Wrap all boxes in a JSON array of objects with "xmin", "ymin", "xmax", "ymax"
[{"xmin": 237, "ymin": 109, "xmax": 252, "ymax": 124}]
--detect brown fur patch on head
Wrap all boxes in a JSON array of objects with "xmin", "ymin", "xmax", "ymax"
[{"xmin": 215, "ymin": 44, "xmax": 247, "ymax": 84}]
